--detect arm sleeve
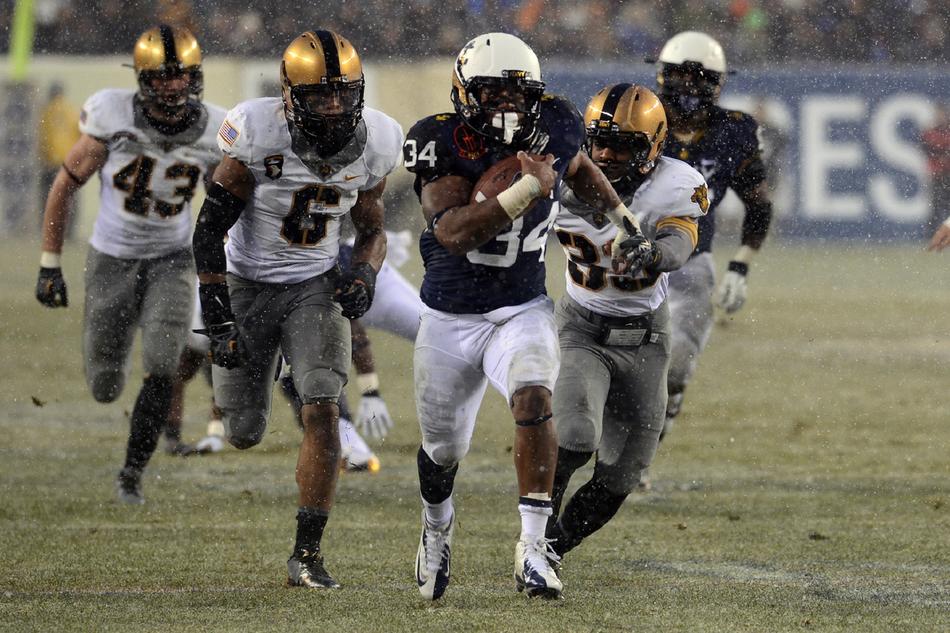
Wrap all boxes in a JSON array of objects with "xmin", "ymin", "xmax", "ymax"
[{"xmin": 650, "ymin": 225, "xmax": 697, "ymax": 273}]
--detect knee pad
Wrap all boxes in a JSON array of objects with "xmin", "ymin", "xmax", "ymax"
[
  {"xmin": 90, "ymin": 372, "xmax": 123, "ymax": 403},
  {"xmin": 224, "ymin": 410, "xmax": 267, "ymax": 450}
]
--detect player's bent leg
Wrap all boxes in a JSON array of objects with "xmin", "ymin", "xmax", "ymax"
[
  {"xmin": 116, "ymin": 373, "xmax": 174, "ymax": 504},
  {"xmin": 212, "ymin": 354, "xmax": 277, "ymax": 450},
  {"xmin": 82, "ymin": 249, "xmax": 138, "ymax": 403},
  {"xmin": 413, "ymin": 311, "xmax": 489, "ymax": 600},
  {"xmin": 483, "ymin": 297, "xmax": 562, "ymax": 598},
  {"xmin": 287, "ymin": 402, "xmax": 343, "ymax": 590},
  {"xmin": 665, "ymin": 254, "xmax": 715, "ymax": 433}
]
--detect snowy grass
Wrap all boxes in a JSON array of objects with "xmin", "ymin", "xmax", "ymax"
[{"xmin": 1, "ymin": 236, "xmax": 948, "ymax": 632}]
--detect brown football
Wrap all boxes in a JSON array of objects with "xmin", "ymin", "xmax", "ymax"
[{"xmin": 469, "ymin": 154, "xmax": 544, "ymax": 204}]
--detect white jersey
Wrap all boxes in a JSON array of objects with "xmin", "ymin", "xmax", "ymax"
[
  {"xmin": 555, "ymin": 156, "xmax": 707, "ymax": 317},
  {"xmin": 81, "ymin": 89, "xmax": 226, "ymax": 259},
  {"xmin": 219, "ymin": 98, "xmax": 404, "ymax": 284}
]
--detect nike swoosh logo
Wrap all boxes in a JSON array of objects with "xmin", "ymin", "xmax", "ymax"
[{"xmin": 344, "ymin": 175, "xmax": 360, "ymax": 181}]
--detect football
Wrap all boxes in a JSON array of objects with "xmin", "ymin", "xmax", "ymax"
[{"xmin": 469, "ymin": 154, "xmax": 543, "ymax": 204}]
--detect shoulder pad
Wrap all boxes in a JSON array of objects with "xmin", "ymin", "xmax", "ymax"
[
  {"xmin": 218, "ymin": 98, "xmax": 285, "ymax": 165},
  {"xmin": 79, "ymin": 89, "xmax": 134, "ymax": 140},
  {"xmin": 648, "ymin": 157, "xmax": 709, "ymax": 219},
  {"xmin": 404, "ymin": 113, "xmax": 481, "ymax": 177},
  {"xmin": 362, "ymin": 108, "xmax": 405, "ymax": 189}
]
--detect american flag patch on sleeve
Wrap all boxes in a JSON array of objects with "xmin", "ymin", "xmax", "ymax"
[{"xmin": 218, "ymin": 120, "xmax": 239, "ymax": 146}]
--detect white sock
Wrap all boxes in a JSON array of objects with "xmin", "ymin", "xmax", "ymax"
[
  {"xmin": 423, "ymin": 497, "xmax": 454, "ymax": 529},
  {"xmin": 519, "ymin": 495, "xmax": 553, "ymax": 540}
]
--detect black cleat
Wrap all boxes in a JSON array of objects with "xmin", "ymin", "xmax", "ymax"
[
  {"xmin": 287, "ymin": 550, "xmax": 340, "ymax": 589},
  {"xmin": 116, "ymin": 467, "xmax": 144, "ymax": 505}
]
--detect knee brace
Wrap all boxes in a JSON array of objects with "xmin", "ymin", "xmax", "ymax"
[{"xmin": 417, "ymin": 446, "xmax": 459, "ymax": 504}]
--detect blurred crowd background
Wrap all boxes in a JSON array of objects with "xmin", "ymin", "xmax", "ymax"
[{"xmin": 3, "ymin": 0, "xmax": 947, "ymax": 64}]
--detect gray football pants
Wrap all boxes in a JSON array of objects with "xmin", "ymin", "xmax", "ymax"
[
  {"xmin": 83, "ymin": 247, "xmax": 195, "ymax": 403},
  {"xmin": 666, "ymin": 252, "xmax": 716, "ymax": 420},
  {"xmin": 552, "ymin": 295, "xmax": 671, "ymax": 495},
  {"xmin": 212, "ymin": 272, "xmax": 351, "ymax": 450}
]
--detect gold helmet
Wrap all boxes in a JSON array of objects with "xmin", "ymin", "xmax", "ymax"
[
  {"xmin": 133, "ymin": 25, "xmax": 203, "ymax": 112},
  {"xmin": 280, "ymin": 30, "xmax": 365, "ymax": 157},
  {"xmin": 584, "ymin": 83, "xmax": 667, "ymax": 185}
]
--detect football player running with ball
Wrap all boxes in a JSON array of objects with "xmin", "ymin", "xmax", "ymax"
[
  {"xmin": 35, "ymin": 26, "xmax": 226, "ymax": 505},
  {"xmin": 655, "ymin": 32, "xmax": 773, "ymax": 447},
  {"xmin": 405, "ymin": 33, "xmax": 645, "ymax": 601},
  {"xmin": 546, "ymin": 84, "xmax": 707, "ymax": 563},
  {"xmin": 191, "ymin": 31, "xmax": 403, "ymax": 589}
]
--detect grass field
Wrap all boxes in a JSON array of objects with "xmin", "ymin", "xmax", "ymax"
[{"xmin": 1, "ymin": 235, "xmax": 948, "ymax": 632}]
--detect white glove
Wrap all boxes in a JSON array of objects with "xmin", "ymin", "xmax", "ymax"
[
  {"xmin": 356, "ymin": 393, "xmax": 394, "ymax": 440},
  {"xmin": 715, "ymin": 264, "xmax": 748, "ymax": 314}
]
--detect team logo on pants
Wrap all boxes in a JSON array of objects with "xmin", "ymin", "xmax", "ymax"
[{"xmin": 264, "ymin": 154, "xmax": 284, "ymax": 180}]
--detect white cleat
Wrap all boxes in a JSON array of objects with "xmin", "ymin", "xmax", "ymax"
[
  {"xmin": 193, "ymin": 434, "xmax": 224, "ymax": 454},
  {"xmin": 514, "ymin": 536, "xmax": 563, "ymax": 599},
  {"xmin": 339, "ymin": 417, "xmax": 380, "ymax": 473},
  {"xmin": 415, "ymin": 511, "xmax": 454, "ymax": 600}
]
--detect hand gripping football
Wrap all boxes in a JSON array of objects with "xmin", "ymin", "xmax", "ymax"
[{"xmin": 469, "ymin": 154, "xmax": 544, "ymax": 204}]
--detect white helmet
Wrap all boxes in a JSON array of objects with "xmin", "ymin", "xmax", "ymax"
[
  {"xmin": 451, "ymin": 32, "xmax": 545, "ymax": 145},
  {"xmin": 656, "ymin": 31, "xmax": 727, "ymax": 119},
  {"xmin": 657, "ymin": 31, "xmax": 727, "ymax": 74}
]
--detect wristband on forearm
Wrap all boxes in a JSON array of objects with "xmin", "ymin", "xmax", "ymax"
[
  {"xmin": 496, "ymin": 174, "xmax": 542, "ymax": 220},
  {"xmin": 40, "ymin": 251, "xmax": 62, "ymax": 268},
  {"xmin": 604, "ymin": 202, "xmax": 642, "ymax": 234},
  {"xmin": 356, "ymin": 372, "xmax": 380, "ymax": 396}
]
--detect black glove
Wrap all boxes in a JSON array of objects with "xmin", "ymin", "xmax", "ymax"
[
  {"xmin": 196, "ymin": 282, "xmax": 246, "ymax": 368},
  {"xmin": 335, "ymin": 261, "xmax": 377, "ymax": 320},
  {"xmin": 613, "ymin": 218, "xmax": 660, "ymax": 277},
  {"xmin": 615, "ymin": 218, "xmax": 660, "ymax": 277},
  {"xmin": 36, "ymin": 267, "xmax": 68, "ymax": 308},
  {"xmin": 195, "ymin": 322, "xmax": 246, "ymax": 369}
]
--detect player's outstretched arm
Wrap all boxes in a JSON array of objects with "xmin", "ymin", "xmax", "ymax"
[
  {"xmin": 36, "ymin": 134, "xmax": 108, "ymax": 308},
  {"xmin": 716, "ymin": 179, "xmax": 773, "ymax": 314},
  {"xmin": 349, "ymin": 320, "xmax": 394, "ymax": 440},
  {"xmin": 192, "ymin": 156, "xmax": 252, "ymax": 368},
  {"xmin": 563, "ymin": 150, "xmax": 641, "ymax": 233},
  {"xmin": 336, "ymin": 179, "xmax": 389, "ymax": 320},
  {"xmin": 422, "ymin": 152, "xmax": 555, "ymax": 256}
]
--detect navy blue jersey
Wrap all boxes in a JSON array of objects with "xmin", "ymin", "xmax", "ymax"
[
  {"xmin": 663, "ymin": 106, "xmax": 766, "ymax": 254},
  {"xmin": 405, "ymin": 95, "xmax": 585, "ymax": 314}
]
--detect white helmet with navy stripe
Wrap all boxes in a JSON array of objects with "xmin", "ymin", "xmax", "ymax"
[{"xmin": 451, "ymin": 32, "xmax": 545, "ymax": 145}]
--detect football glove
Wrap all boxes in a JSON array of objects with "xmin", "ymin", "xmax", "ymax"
[
  {"xmin": 36, "ymin": 267, "xmax": 68, "ymax": 308},
  {"xmin": 715, "ymin": 261, "xmax": 749, "ymax": 314},
  {"xmin": 355, "ymin": 390, "xmax": 394, "ymax": 441},
  {"xmin": 196, "ymin": 282, "xmax": 246, "ymax": 368},
  {"xmin": 335, "ymin": 261, "xmax": 376, "ymax": 320},
  {"xmin": 613, "ymin": 218, "xmax": 659, "ymax": 277},
  {"xmin": 194, "ymin": 322, "xmax": 246, "ymax": 369}
]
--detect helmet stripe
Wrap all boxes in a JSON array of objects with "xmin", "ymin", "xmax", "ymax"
[
  {"xmin": 158, "ymin": 24, "xmax": 180, "ymax": 67},
  {"xmin": 314, "ymin": 30, "xmax": 342, "ymax": 79},
  {"xmin": 600, "ymin": 83, "xmax": 632, "ymax": 121}
]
